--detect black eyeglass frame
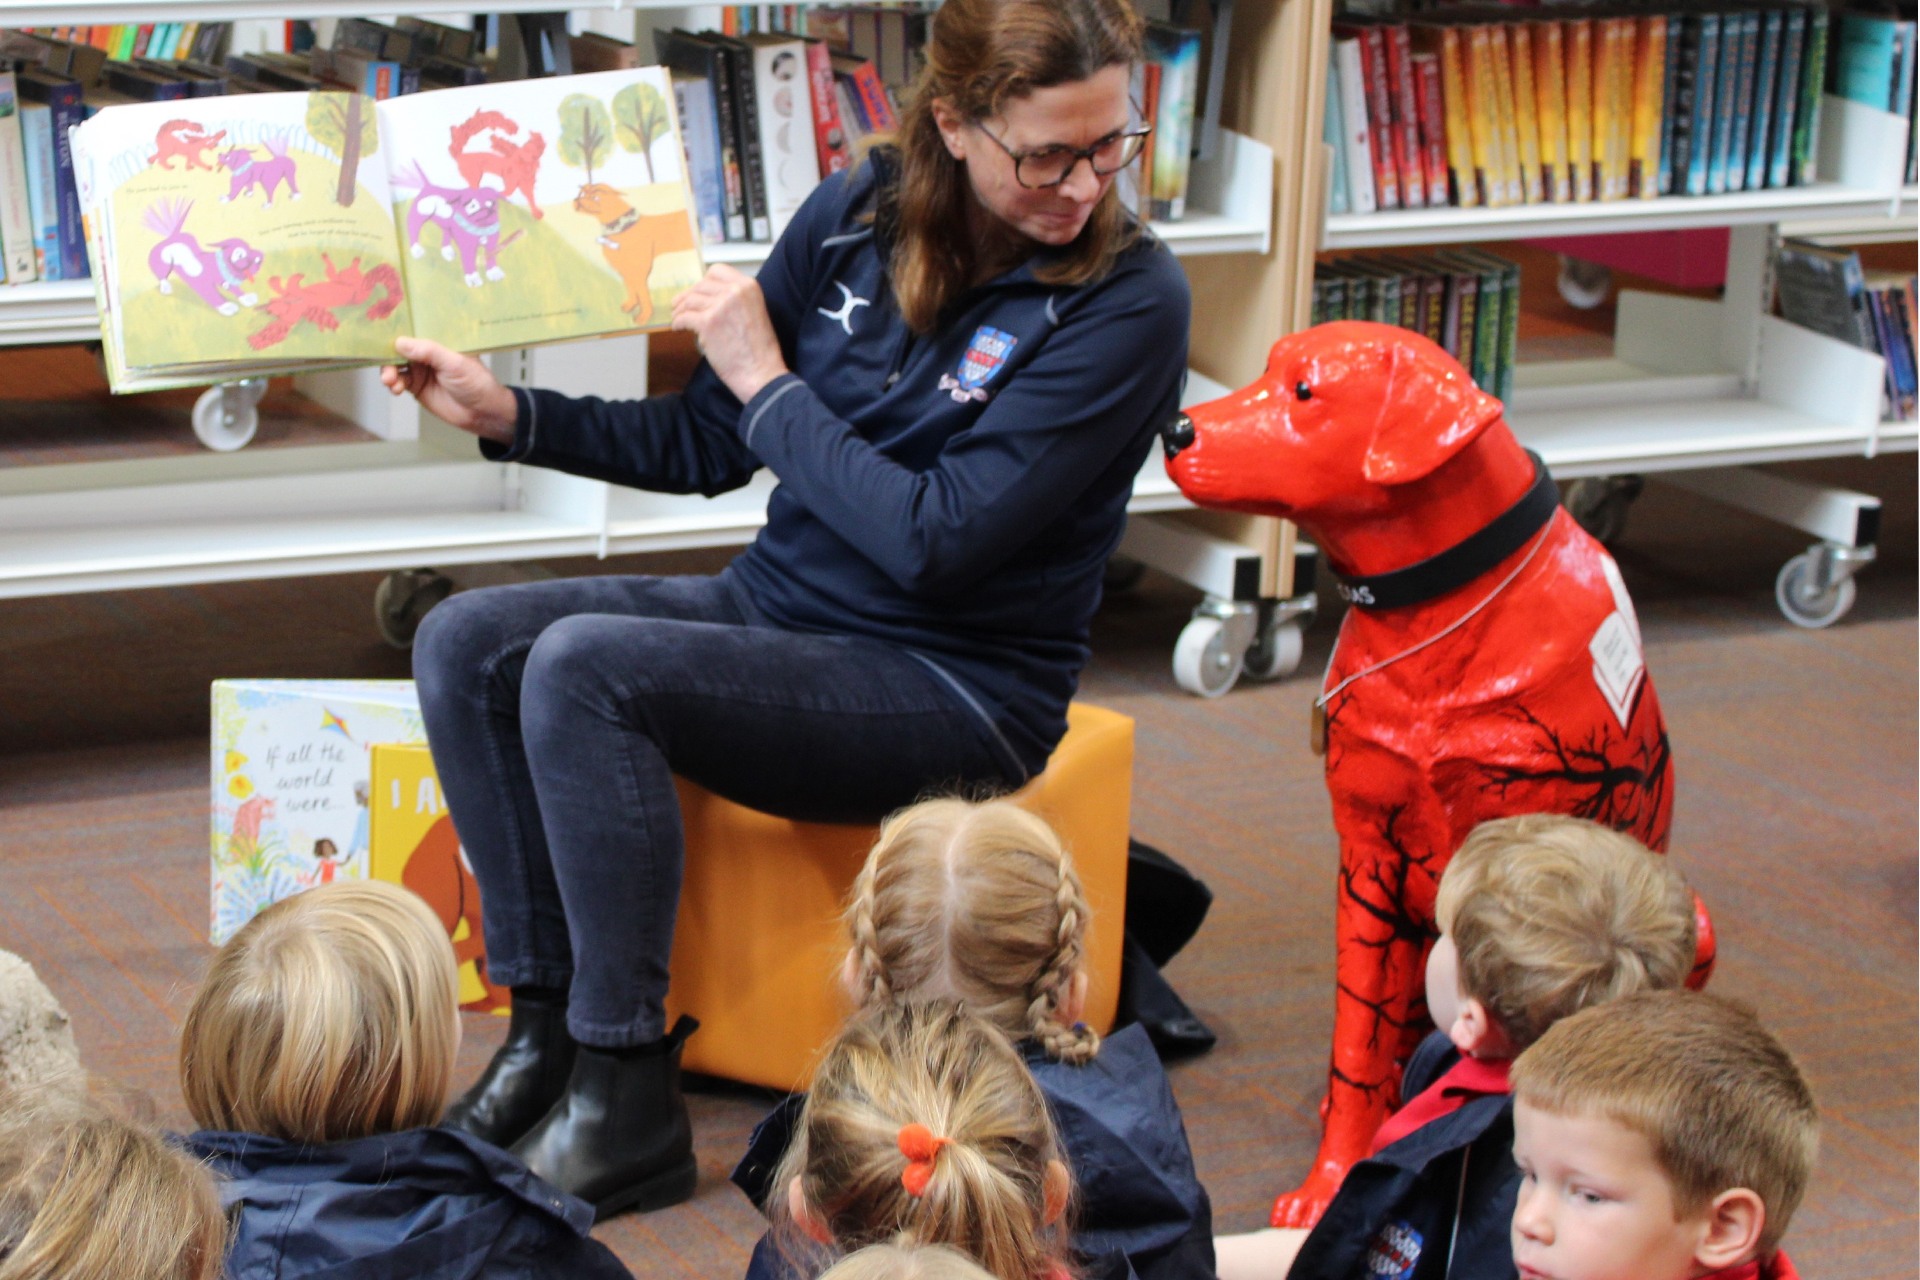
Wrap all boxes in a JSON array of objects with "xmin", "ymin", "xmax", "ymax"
[{"xmin": 970, "ymin": 117, "xmax": 1155, "ymax": 189}]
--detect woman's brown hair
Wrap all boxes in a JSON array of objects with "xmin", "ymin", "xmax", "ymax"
[{"xmin": 889, "ymin": 0, "xmax": 1144, "ymax": 332}]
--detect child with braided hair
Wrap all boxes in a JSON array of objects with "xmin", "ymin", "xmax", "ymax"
[
  {"xmin": 735, "ymin": 798, "xmax": 1211, "ymax": 1280},
  {"xmin": 768, "ymin": 1001, "xmax": 1078, "ymax": 1280}
]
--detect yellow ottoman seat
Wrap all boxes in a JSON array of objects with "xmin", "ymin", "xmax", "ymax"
[{"xmin": 664, "ymin": 702, "xmax": 1134, "ymax": 1091}]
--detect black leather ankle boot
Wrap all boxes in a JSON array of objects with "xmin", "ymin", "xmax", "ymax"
[
  {"xmin": 510, "ymin": 1016, "xmax": 700, "ymax": 1222},
  {"xmin": 442, "ymin": 992, "xmax": 577, "ymax": 1149}
]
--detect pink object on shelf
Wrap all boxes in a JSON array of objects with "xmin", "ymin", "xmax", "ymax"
[{"xmin": 1524, "ymin": 228, "xmax": 1730, "ymax": 290}]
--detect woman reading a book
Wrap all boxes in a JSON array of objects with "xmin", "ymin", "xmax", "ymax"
[{"xmin": 383, "ymin": 0, "xmax": 1186, "ymax": 1221}]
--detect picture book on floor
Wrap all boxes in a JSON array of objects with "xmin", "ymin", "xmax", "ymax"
[{"xmin": 71, "ymin": 66, "xmax": 704, "ymax": 391}]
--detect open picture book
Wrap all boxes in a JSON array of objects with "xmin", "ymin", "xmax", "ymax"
[{"xmin": 72, "ymin": 68, "xmax": 705, "ymax": 391}]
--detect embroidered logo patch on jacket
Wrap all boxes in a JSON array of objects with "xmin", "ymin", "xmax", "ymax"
[
  {"xmin": 939, "ymin": 325, "xmax": 1017, "ymax": 402},
  {"xmin": 1364, "ymin": 1220, "xmax": 1423, "ymax": 1279}
]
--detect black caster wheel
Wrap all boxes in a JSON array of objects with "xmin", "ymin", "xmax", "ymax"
[
  {"xmin": 1564, "ymin": 474, "xmax": 1643, "ymax": 546},
  {"xmin": 376, "ymin": 569, "xmax": 455, "ymax": 650}
]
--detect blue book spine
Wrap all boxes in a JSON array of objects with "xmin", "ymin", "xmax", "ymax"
[
  {"xmin": 1324, "ymin": 50, "xmax": 1349, "ymax": 215},
  {"xmin": 18, "ymin": 103, "xmax": 61, "ymax": 281},
  {"xmin": 1688, "ymin": 14, "xmax": 1723, "ymax": 195},
  {"xmin": 1721, "ymin": 12, "xmax": 1758, "ymax": 192},
  {"xmin": 1836, "ymin": 12, "xmax": 1897, "ymax": 108},
  {"xmin": 672, "ymin": 75, "xmax": 727, "ymax": 245},
  {"xmin": 1746, "ymin": 11, "xmax": 1782, "ymax": 191},
  {"xmin": 1892, "ymin": 23, "xmax": 1915, "ymax": 118},
  {"xmin": 1794, "ymin": 5, "xmax": 1828, "ymax": 184},
  {"xmin": 1657, "ymin": 16, "xmax": 1684, "ymax": 194},
  {"xmin": 35, "ymin": 85, "xmax": 87, "ymax": 279},
  {"xmin": 1769, "ymin": 8, "xmax": 1806, "ymax": 189}
]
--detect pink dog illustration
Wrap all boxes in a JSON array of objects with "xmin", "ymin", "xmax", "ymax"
[
  {"xmin": 392, "ymin": 162, "xmax": 524, "ymax": 288},
  {"xmin": 218, "ymin": 135, "xmax": 301, "ymax": 207},
  {"xmin": 143, "ymin": 199, "xmax": 262, "ymax": 315}
]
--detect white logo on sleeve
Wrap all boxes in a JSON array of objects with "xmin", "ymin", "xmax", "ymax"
[{"xmin": 817, "ymin": 280, "xmax": 870, "ymax": 334}]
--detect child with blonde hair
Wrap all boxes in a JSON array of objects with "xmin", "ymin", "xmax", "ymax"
[
  {"xmin": 1509, "ymin": 991, "xmax": 1817, "ymax": 1280},
  {"xmin": 735, "ymin": 798, "xmax": 1211, "ymax": 1280},
  {"xmin": 1217, "ymin": 814, "xmax": 1699, "ymax": 1280},
  {"xmin": 179, "ymin": 880, "xmax": 633, "ymax": 1280},
  {"xmin": 820, "ymin": 1242, "xmax": 1001, "ymax": 1280},
  {"xmin": 0, "ymin": 1088, "xmax": 225, "ymax": 1280},
  {"xmin": 771, "ymin": 1001, "xmax": 1078, "ymax": 1280}
]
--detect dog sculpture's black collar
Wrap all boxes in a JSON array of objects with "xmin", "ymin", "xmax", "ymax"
[{"xmin": 1330, "ymin": 451, "xmax": 1558, "ymax": 610}]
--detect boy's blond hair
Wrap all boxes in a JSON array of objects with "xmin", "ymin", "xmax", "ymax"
[
  {"xmin": 847, "ymin": 798, "xmax": 1098, "ymax": 1064},
  {"xmin": 1433, "ymin": 815, "xmax": 1695, "ymax": 1050},
  {"xmin": 0, "ymin": 1088, "xmax": 226, "ymax": 1280},
  {"xmin": 1511, "ymin": 991, "xmax": 1818, "ymax": 1257},
  {"xmin": 775, "ymin": 1001, "xmax": 1070, "ymax": 1280},
  {"xmin": 180, "ymin": 880, "xmax": 459, "ymax": 1144},
  {"xmin": 819, "ymin": 1242, "xmax": 999, "ymax": 1280}
]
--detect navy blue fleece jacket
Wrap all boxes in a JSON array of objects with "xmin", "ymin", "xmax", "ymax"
[{"xmin": 485, "ymin": 151, "xmax": 1191, "ymax": 775}]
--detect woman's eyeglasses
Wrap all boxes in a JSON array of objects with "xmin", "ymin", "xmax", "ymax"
[{"xmin": 971, "ymin": 119, "xmax": 1155, "ymax": 189}]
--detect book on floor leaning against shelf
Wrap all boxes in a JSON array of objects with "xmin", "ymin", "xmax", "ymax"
[{"xmin": 70, "ymin": 67, "xmax": 704, "ymax": 391}]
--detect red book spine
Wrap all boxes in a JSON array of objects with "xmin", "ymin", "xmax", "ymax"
[
  {"xmin": 805, "ymin": 40, "xmax": 851, "ymax": 175},
  {"xmin": 851, "ymin": 60, "xmax": 895, "ymax": 132},
  {"xmin": 1353, "ymin": 26, "xmax": 1402, "ymax": 209},
  {"xmin": 1413, "ymin": 53, "xmax": 1451, "ymax": 207},
  {"xmin": 1384, "ymin": 24, "xmax": 1426, "ymax": 208},
  {"xmin": 132, "ymin": 23, "xmax": 154, "ymax": 56}
]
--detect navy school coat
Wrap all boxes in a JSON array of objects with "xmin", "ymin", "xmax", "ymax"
[
  {"xmin": 185, "ymin": 1126, "xmax": 634, "ymax": 1280},
  {"xmin": 731, "ymin": 1023, "xmax": 1211, "ymax": 1280},
  {"xmin": 1286, "ymin": 1031, "xmax": 1519, "ymax": 1280}
]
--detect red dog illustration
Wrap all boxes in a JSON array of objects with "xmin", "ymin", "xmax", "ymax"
[
  {"xmin": 450, "ymin": 109, "xmax": 546, "ymax": 219},
  {"xmin": 1163, "ymin": 322, "xmax": 1713, "ymax": 1227},
  {"xmin": 150, "ymin": 119, "xmax": 226, "ymax": 171},
  {"xmin": 404, "ymin": 813, "xmax": 511, "ymax": 1013},
  {"xmin": 246, "ymin": 254, "xmax": 404, "ymax": 351}
]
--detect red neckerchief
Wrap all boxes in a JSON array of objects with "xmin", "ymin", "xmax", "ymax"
[
  {"xmin": 1369, "ymin": 1053, "xmax": 1512, "ymax": 1155},
  {"xmin": 1701, "ymin": 1251, "xmax": 1798, "ymax": 1280}
]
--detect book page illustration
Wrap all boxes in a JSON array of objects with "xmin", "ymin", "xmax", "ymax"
[
  {"xmin": 380, "ymin": 67, "xmax": 703, "ymax": 353},
  {"xmin": 76, "ymin": 93, "xmax": 409, "ymax": 375}
]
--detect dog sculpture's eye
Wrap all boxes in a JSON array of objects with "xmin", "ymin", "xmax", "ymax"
[{"xmin": 1295, "ymin": 382, "xmax": 1313, "ymax": 401}]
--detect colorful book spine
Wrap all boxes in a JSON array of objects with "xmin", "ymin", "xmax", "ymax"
[
  {"xmin": 803, "ymin": 38, "xmax": 850, "ymax": 177},
  {"xmin": 1793, "ymin": 5, "xmax": 1829, "ymax": 186},
  {"xmin": 1487, "ymin": 23, "xmax": 1525, "ymax": 205},
  {"xmin": 1145, "ymin": 21, "xmax": 1200, "ymax": 221},
  {"xmin": 17, "ymin": 100, "xmax": 61, "ymax": 280},
  {"xmin": 1333, "ymin": 36, "xmax": 1379, "ymax": 214},
  {"xmin": 18, "ymin": 74, "xmax": 86, "ymax": 279},
  {"xmin": 1566, "ymin": 19, "xmax": 1595, "ymax": 202},
  {"xmin": 720, "ymin": 39, "xmax": 771, "ymax": 240},
  {"xmin": 1427, "ymin": 26, "xmax": 1480, "ymax": 207},
  {"xmin": 1384, "ymin": 24, "xmax": 1427, "ymax": 208},
  {"xmin": 1411, "ymin": 53, "xmax": 1450, "ymax": 208},
  {"xmin": 1324, "ymin": 49, "xmax": 1349, "ymax": 216},
  {"xmin": 1463, "ymin": 24, "xmax": 1509, "ymax": 207},
  {"xmin": 1680, "ymin": 13, "xmax": 1722, "ymax": 196},
  {"xmin": 1344, "ymin": 24, "xmax": 1402, "ymax": 210},
  {"xmin": 1745, "ymin": 10, "xmax": 1784, "ymax": 193},
  {"xmin": 672, "ymin": 74, "xmax": 727, "ymax": 245},
  {"xmin": 1725, "ymin": 11, "xmax": 1760, "ymax": 192},
  {"xmin": 1630, "ymin": 15, "xmax": 1668, "ymax": 199},
  {"xmin": 0, "ymin": 75, "xmax": 36, "ymax": 282},
  {"xmin": 1508, "ymin": 24, "xmax": 1545, "ymax": 204},
  {"xmin": 1768, "ymin": 8, "xmax": 1807, "ymax": 190},
  {"xmin": 1449, "ymin": 266, "xmax": 1478, "ymax": 375},
  {"xmin": 1534, "ymin": 21, "xmax": 1572, "ymax": 202},
  {"xmin": 1656, "ymin": 14, "xmax": 1683, "ymax": 194},
  {"xmin": 1706, "ymin": 12, "xmax": 1743, "ymax": 193}
]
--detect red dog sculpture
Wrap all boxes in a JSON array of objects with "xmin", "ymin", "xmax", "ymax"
[{"xmin": 1163, "ymin": 322, "xmax": 1712, "ymax": 1227}]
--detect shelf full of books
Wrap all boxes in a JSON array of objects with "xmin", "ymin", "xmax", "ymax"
[{"xmin": 1319, "ymin": 2, "xmax": 1915, "ymax": 249}]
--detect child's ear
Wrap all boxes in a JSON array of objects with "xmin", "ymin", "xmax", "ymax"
[
  {"xmin": 839, "ymin": 949, "xmax": 862, "ymax": 1001},
  {"xmin": 1693, "ymin": 1188, "xmax": 1766, "ymax": 1272},
  {"xmin": 1450, "ymin": 998, "xmax": 1513, "ymax": 1059},
  {"xmin": 1056, "ymin": 970, "xmax": 1090, "ymax": 1029},
  {"xmin": 1042, "ymin": 1159, "xmax": 1071, "ymax": 1226},
  {"xmin": 788, "ymin": 1177, "xmax": 834, "ymax": 1245}
]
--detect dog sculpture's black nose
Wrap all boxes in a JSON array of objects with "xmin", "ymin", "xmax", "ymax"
[{"xmin": 1161, "ymin": 412, "xmax": 1195, "ymax": 460}]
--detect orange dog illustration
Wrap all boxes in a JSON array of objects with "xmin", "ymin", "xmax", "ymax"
[
  {"xmin": 450, "ymin": 109, "xmax": 546, "ymax": 219},
  {"xmin": 573, "ymin": 183, "xmax": 697, "ymax": 325},
  {"xmin": 403, "ymin": 812, "xmax": 511, "ymax": 1013},
  {"xmin": 150, "ymin": 120, "xmax": 227, "ymax": 171}
]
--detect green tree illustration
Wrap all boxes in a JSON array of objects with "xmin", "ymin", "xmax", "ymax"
[
  {"xmin": 558, "ymin": 93, "xmax": 613, "ymax": 187},
  {"xmin": 612, "ymin": 82, "xmax": 672, "ymax": 182},
  {"xmin": 305, "ymin": 92, "xmax": 379, "ymax": 207}
]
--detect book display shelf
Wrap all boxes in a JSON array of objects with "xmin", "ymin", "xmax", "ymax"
[
  {"xmin": 1297, "ymin": 16, "xmax": 1915, "ymax": 630},
  {"xmin": 0, "ymin": 0, "xmax": 1312, "ymax": 695}
]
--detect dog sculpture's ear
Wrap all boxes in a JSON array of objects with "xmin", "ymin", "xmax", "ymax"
[{"xmin": 1362, "ymin": 336, "xmax": 1506, "ymax": 486}]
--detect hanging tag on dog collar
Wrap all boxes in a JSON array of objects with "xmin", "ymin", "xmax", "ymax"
[{"xmin": 1310, "ymin": 700, "xmax": 1328, "ymax": 756}]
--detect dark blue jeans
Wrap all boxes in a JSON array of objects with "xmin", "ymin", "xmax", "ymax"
[{"xmin": 412, "ymin": 572, "xmax": 1019, "ymax": 1048}]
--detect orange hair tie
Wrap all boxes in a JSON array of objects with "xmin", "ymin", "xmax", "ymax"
[{"xmin": 897, "ymin": 1122, "xmax": 951, "ymax": 1197}]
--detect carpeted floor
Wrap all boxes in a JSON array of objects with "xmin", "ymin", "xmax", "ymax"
[{"xmin": 0, "ymin": 455, "xmax": 1912, "ymax": 1278}]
